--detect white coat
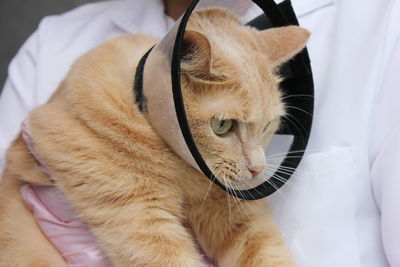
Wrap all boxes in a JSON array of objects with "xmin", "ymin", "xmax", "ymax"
[{"xmin": 0, "ymin": 0, "xmax": 399, "ymax": 266}]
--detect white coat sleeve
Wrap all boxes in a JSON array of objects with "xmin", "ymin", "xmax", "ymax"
[
  {"xmin": 0, "ymin": 19, "xmax": 46, "ymax": 170},
  {"xmin": 371, "ymin": 3, "xmax": 400, "ymax": 265}
]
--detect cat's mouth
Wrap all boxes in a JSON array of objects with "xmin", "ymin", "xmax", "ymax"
[
  {"xmin": 211, "ymin": 164, "xmax": 269, "ymax": 191},
  {"xmin": 213, "ymin": 168, "xmax": 253, "ymax": 184},
  {"xmin": 212, "ymin": 160, "xmax": 268, "ymax": 190},
  {"xmin": 212, "ymin": 166, "xmax": 240, "ymax": 182}
]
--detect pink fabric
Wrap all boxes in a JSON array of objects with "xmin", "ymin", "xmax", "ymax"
[
  {"xmin": 21, "ymin": 185, "xmax": 112, "ymax": 267},
  {"xmin": 19, "ymin": 120, "xmax": 216, "ymax": 267},
  {"xmin": 21, "ymin": 120, "xmax": 51, "ymax": 177}
]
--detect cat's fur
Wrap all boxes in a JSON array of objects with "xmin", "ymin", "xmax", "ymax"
[{"xmin": 0, "ymin": 9, "xmax": 309, "ymax": 267}]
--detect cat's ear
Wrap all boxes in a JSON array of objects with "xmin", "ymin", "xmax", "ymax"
[
  {"xmin": 181, "ymin": 30, "xmax": 224, "ymax": 83},
  {"xmin": 258, "ymin": 26, "xmax": 310, "ymax": 67}
]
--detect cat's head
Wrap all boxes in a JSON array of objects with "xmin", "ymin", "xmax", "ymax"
[{"xmin": 180, "ymin": 9, "xmax": 309, "ymax": 186}]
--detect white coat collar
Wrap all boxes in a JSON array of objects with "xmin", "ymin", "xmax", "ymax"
[
  {"xmin": 111, "ymin": 0, "xmax": 172, "ymax": 37},
  {"xmin": 111, "ymin": 0, "xmax": 336, "ymax": 35},
  {"xmin": 291, "ymin": 0, "xmax": 335, "ymax": 17}
]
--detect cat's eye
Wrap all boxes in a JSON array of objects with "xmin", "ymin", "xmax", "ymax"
[
  {"xmin": 262, "ymin": 121, "xmax": 272, "ymax": 133},
  {"xmin": 211, "ymin": 118, "xmax": 234, "ymax": 136}
]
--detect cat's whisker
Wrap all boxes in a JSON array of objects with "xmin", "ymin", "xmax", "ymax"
[
  {"xmin": 263, "ymin": 171, "xmax": 299, "ymax": 185},
  {"xmin": 230, "ymin": 162, "xmax": 268, "ymax": 195},
  {"xmin": 231, "ymin": 179, "xmax": 264, "ymax": 231},
  {"xmin": 284, "ymin": 112, "xmax": 308, "ymax": 129},
  {"xmin": 273, "ymin": 168, "xmax": 299, "ymax": 178},
  {"xmin": 200, "ymin": 168, "xmax": 221, "ymax": 210},
  {"xmin": 265, "ymin": 164, "xmax": 300, "ymax": 173},
  {"xmin": 264, "ymin": 166, "xmax": 300, "ymax": 177},
  {"xmin": 273, "ymin": 165, "xmax": 301, "ymax": 172},
  {"xmin": 226, "ymin": 181, "xmax": 232, "ymax": 235},
  {"xmin": 278, "ymin": 119, "xmax": 291, "ymax": 134},
  {"xmin": 230, "ymin": 161, "xmax": 300, "ymax": 175},
  {"xmin": 265, "ymin": 160, "xmax": 306, "ymax": 176},
  {"xmin": 235, "ymin": 178, "xmax": 262, "ymax": 200},
  {"xmin": 234, "ymin": 180, "xmax": 256, "ymax": 201},
  {"xmin": 265, "ymin": 156, "xmax": 305, "ymax": 163},
  {"xmin": 283, "ymin": 113, "xmax": 308, "ymax": 137},
  {"xmin": 267, "ymin": 176, "xmax": 296, "ymax": 190},
  {"xmin": 225, "ymin": 161, "xmax": 297, "ymax": 194},
  {"xmin": 227, "ymin": 178, "xmax": 252, "ymax": 226},
  {"xmin": 284, "ymin": 105, "xmax": 313, "ymax": 117},
  {"xmin": 217, "ymin": 173, "xmax": 233, "ymax": 234},
  {"xmin": 224, "ymin": 177, "xmax": 249, "ymax": 227},
  {"xmin": 281, "ymin": 94, "xmax": 314, "ymax": 100},
  {"xmin": 229, "ymin": 180, "xmax": 256, "ymax": 217},
  {"xmin": 282, "ymin": 114, "xmax": 307, "ymax": 137},
  {"xmin": 265, "ymin": 149, "xmax": 308, "ymax": 158},
  {"xmin": 262, "ymin": 170, "xmax": 296, "ymax": 189},
  {"xmin": 262, "ymin": 178, "xmax": 287, "ymax": 201},
  {"xmin": 270, "ymin": 175, "xmax": 294, "ymax": 188}
]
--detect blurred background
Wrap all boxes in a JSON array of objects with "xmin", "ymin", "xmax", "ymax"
[{"xmin": 0, "ymin": 0, "xmax": 105, "ymax": 94}]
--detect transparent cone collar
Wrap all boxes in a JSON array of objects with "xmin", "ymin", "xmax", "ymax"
[{"xmin": 135, "ymin": 0, "xmax": 314, "ymax": 200}]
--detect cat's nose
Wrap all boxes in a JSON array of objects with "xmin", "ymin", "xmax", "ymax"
[{"xmin": 248, "ymin": 166, "xmax": 264, "ymax": 176}]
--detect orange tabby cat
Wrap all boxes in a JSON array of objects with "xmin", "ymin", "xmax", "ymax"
[{"xmin": 0, "ymin": 9, "xmax": 309, "ymax": 267}]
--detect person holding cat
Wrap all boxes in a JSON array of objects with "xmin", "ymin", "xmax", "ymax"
[{"xmin": 0, "ymin": 0, "xmax": 399, "ymax": 266}]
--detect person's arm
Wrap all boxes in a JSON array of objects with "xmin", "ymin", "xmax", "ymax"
[
  {"xmin": 0, "ymin": 19, "xmax": 46, "ymax": 170},
  {"xmin": 370, "ymin": 3, "xmax": 400, "ymax": 265}
]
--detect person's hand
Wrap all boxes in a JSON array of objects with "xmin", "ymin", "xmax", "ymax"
[{"xmin": 20, "ymin": 184, "xmax": 217, "ymax": 267}]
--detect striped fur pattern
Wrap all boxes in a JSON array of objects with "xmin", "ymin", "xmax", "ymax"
[{"xmin": 0, "ymin": 9, "xmax": 309, "ymax": 267}]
